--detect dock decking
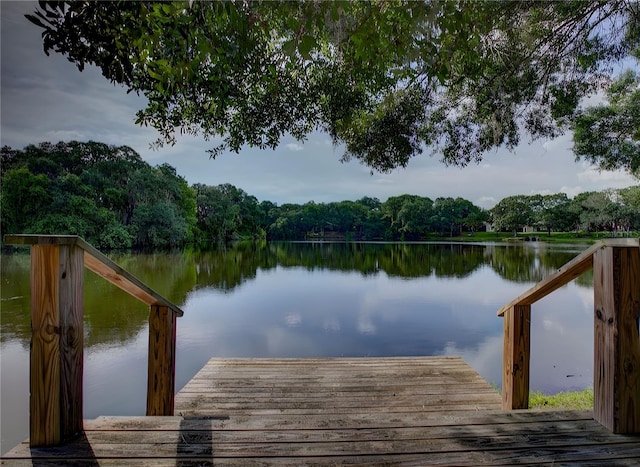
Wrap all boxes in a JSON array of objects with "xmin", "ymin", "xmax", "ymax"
[{"xmin": 3, "ymin": 356, "xmax": 639, "ymax": 465}]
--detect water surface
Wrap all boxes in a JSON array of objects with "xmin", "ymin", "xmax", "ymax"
[{"xmin": 1, "ymin": 241, "xmax": 595, "ymax": 453}]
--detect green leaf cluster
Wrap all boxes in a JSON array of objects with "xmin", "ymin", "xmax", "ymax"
[
  {"xmin": 573, "ymin": 70, "xmax": 640, "ymax": 174},
  {"xmin": 0, "ymin": 141, "xmax": 196, "ymax": 248},
  {"xmin": 25, "ymin": 1, "xmax": 640, "ymax": 173},
  {"xmin": 194, "ymin": 183, "xmax": 263, "ymax": 242}
]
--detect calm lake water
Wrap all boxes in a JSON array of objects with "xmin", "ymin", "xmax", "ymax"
[{"xmin": 1, "ymin": 241, "xmax": 595, "ymax": 453}]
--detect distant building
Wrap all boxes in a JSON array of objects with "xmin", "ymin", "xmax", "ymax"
[{"xmin": 484, "ymin": 223, "xmax": 538, "ymax": 233}]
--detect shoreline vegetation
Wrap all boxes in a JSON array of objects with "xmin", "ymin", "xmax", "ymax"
[
  {"xmin": 529, "ymin": 388, "xmax": 594, "ymax": 410},
  {"xmin": 422, "ymin": 231, "xmax": 639, "ymax": 244},
  {"xmin": 3, "ymin": 232, "xmax": 638, "ymax": 253},
  {"xmin": 2, "ymin": 141, "xmax": 639, "ymax": 250},
  {"xmin": 489, "ymin": 385, "xmax": 594, "ymax": 410}
]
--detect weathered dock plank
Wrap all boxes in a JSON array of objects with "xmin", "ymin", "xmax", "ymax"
[
  {"xmin": 174, "ymin": 357, "xmax": 502, "ymax": 418},
  {"xmin": 2, "ymin": 357, "xmax": 638, "ymax": 465}
]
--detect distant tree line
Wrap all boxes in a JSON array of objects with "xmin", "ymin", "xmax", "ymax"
[
  {"xmin": 491, "ymin": 190, "xmax": 640, "ymax": 237},
  {"xmin": 1, "ymin": 142, "xmax": 638, "ymax": 248},
  {"xmin": 260, "ymin": 195, "xmax": 490, "ymax": 241}
]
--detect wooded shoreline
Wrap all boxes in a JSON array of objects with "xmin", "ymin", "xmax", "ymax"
[{"xmin": 2, "ymin": 141, "xmax": 638, "ymax": 250}]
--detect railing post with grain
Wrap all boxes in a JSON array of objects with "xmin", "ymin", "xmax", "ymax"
[
  {"xmin": 4, "ymin": 235, "xmax": 184, "ymax": 447},
  {"xmin": 147, "ymin": 305, "xmax": 177, "ymax": 415},
  {"xmin": 28, "ymin": 240, "xmax": 85, "ymax": 447},
  {"xmin": 593, "ymin": 243, "xmax": 640, "ymax": 433},
  {"xmin": 501, "ymin": 304, "xmax": 531, "ymax": 410},
  {"xmin": 497, "ymin": 238, "xmax": 640, "ymax": 434}
]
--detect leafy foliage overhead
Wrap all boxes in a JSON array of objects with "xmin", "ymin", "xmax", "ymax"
[
  {"xmin": 26, "ymin": 1, "xmax": 640, "ymax": 173},
  {"xmin": 572, "ymin": 70, "xmax": 640, "ymax": 175}
]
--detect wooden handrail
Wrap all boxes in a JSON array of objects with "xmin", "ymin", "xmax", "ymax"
[
  {"xmin": 4, "ymin": 234, "xmax": 184, "ymax": 447},
  {"xmin": 497, "ymin": 238, "xmax": 639, "ymax": 316},
  {"xmin": 5, "ymin": 234, "xmax": 183, "ymax": 316},
  {"xmin": 498, "ymin": 237, "xmax": 640, "ymax": 435}
]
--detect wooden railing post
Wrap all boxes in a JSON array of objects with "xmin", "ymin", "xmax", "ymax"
[
  {"xmin": 7, "ymin": 234, "xmax": 185, "ymax": 443},
  {"xmin": 29, "ymin": 243, "xmax": 84, "ymax": 446},
  {"xmin": 147, "ymin": 305, "xmax": 177, "ymax": 415},
  {"xmin": 502, "ymin": 304, "xmax": 531, "ymax": 410},
  {"xmin": 593, "ymin": 245, "xmax": 640, "ymax": 434}
]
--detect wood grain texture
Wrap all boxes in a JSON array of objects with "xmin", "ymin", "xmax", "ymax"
[
  {"xmin": 497, "ymin": 238, "xmax": 639, "ymax": 316},
  {"xmin": 617, "ymin": 246, "xmax": 640, "ymax": 434},
  {"xmin": 13, "ymin": 235, "xmax": 186, "ymax": 448},
  {"xmin": 146, "ymin": 305, "xmax": 177, "ymax": 416},
  {"xmin": 30, "ymin": 245, "xmax": 62, "ymax": 447},
  {"xmin": 57, "ymin": 245, "xmax": 84, "ymax": 442},
  {"xmin": 593, "ymin": 246, "xmax": 640, "ymax": 434},
  {"xmin": 174, "ymin": 357, "xmax": 503, "ymax": 420},
  {"xmin": 502, "ymin": 305, "xmax": 531, "ymax": 410},
  {"xmin": 4, "ymin": 359, "xmax": 639, "ymax": 465},
  {"xmin": 4, "ymin": 234, "xmax": 183, "ymax": 316},
  {"xmin": 28, "ymin": 244, "xmax": 84, "ymax": 446}
]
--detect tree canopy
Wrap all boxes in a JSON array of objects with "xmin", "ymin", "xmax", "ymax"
[
  {"xmin": 0, "ymin": 141, "xmax": 196, "ymax": 248},
  {"xmin": 26, "ymin": 0, "xmax": 640, "ymax": 173},
  {"xmin": 2, "ymin": 141, "xmax": 638, "ymax": 248},
  {"xmin": 572, "ymin": 69, "xmax": 640, "ymax": 175}
]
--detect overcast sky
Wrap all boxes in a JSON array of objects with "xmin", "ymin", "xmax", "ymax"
[{"xmin": 1, "ymin": 1, "xmax": 637, "ymax": 208}]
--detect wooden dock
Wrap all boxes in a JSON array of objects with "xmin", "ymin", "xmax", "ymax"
[{"xmin": 3, "ymin": 356, "xmax": 639, "ymax": 465}]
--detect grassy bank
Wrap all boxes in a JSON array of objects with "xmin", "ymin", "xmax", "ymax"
[
  {"xmin": 529, "ymin": 387, "xmax": 594, "ymax": 410},
  {"xmin": 490, "ymin": 385, "xmax": 595, "ymax": 410},
  {"xmin": 438, "ymin": 231, "xmax": 638, "ymax": 244}
]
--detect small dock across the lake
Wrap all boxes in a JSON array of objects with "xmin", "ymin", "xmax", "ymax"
[{"xmin": 3, "ymin": 356, "xmax": 639, "ymax": 465}]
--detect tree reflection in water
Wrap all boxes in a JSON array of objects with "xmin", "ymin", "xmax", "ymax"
[{"xmin": 1, "ymin": 242, "xmax": 594, "ymax": 455}]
